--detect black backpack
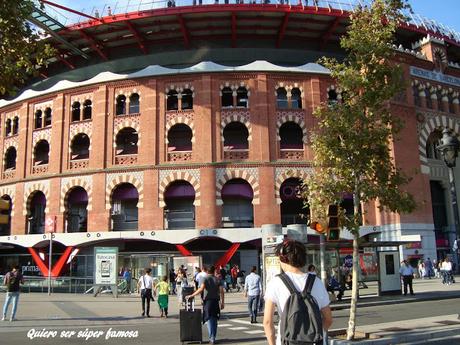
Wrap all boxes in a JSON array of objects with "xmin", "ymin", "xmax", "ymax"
[
  {"xmin": 6, "ymin": 272, "xmax": 20, "ymax": 292},
  {"xmin": 278, "ymin": 273, "xmax": 323, "ymax": 345}
]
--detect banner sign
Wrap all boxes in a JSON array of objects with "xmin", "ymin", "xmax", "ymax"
[
  {"xmin": 94, "ymin": 247, "xmax": 118, "ymax": 285},
  {"xmin": 410, "ymin": 66, "xmax": 460, "ymax": 87}
]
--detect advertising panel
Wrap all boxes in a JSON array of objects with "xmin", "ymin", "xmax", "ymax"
[{"xmin": 94, "ymin": 247, "xmax": 118, "ymax": 285}]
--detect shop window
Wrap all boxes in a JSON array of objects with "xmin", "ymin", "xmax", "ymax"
[
  {"xmin": 236, "ymin": 87, "xmax": 248, "ymax": 108},
  {"xmin": 115, "ymin": 127, "xmax": 138, "ymax": 155},
  {"xmin": 221, "ymin": 179, "xmax": 254, "ymax": 228},
  {"xmin": 181, "ymin": 89, "xmax": 193, "ymax": 110},
  {"xmin": 70, "ymin": 133, "xmax": 90, "ymax": 160},
  {"xmin": 221, "ymin": 87, "xmax": 233, "ymax": 108},
  {"xmin": 12, "ymin": 117, "xmax": 19, "ymax": 135},
  {"xmin": 28, "ymin": 191, "xmax": 46, "ymax": 234},
  {"xmin": 291, "ymin": 88, "xmax": 302, "ymax": 109},
  {"xmin": 280, "ymin": 122, "xmax": 303, "ymax": 150},
  {"xmin": 164, "ymin": 180, "xmax": 195, "ymax": 230},
  {"xmin": 426, "ymin": 130, "xmax": 442, "ymax": 160},
  {"xmin": 116, "ymin": 95, "xmax": 127, "ymax": 115},
  {"xmin": 167, "ymin": 90, "xmax": 179, "ymax": 111},
  {"xmin": 276, "ymin": 87, "xmax": 288, "ymax": 109},
  {"xmin": 5, "ymin": 119, "xmax": 11, "ymax": 136},
  {"xmin": 223, "ymin": 122, "xmax": 248, "ymax": 150},
  {"xmin": 129, "ymin": 93, "xmax": 140, "ymax": 114},
  {"xmin": 34, "ymin": 110, "xmax": 43, "ymax": 129},
  {"xmin": 4, "ymin": 147, "xmax": 16, "ymax": 170},
  {"xmin": 66, "ymin": 187, "xmax": 88, "ymax": 233},
  {"xmin": 167, "ymin": 124, "xmax": 192, "ymax": 151},
  {"xmin": 72, "ymin": 102, "xmax": 81, "ymax": 122},
  {"xmin": 111, "ymin": 183, "xmax": 138, "ymax": 231},
  {"xmin": 83, "ymin": 100, "xmax": 92, "ymax": 120},
  {"xmin": 33, "ymin": 140, "xmax": 49, "ymax": 165}
]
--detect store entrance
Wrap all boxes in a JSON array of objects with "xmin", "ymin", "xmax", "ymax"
[{"xmin": 119, "ymin": 254, "xmax": 171, "ymax": 284}]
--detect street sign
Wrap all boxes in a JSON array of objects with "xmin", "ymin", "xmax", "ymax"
[{"xmin": 45, "ymin": 216, "xmax": 55, "ymax": 233}]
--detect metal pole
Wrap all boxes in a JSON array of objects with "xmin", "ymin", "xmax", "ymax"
[
  {"xmin": 448, "ymin": 167, "xmax": 460, "ymax": 272},
  {"xmin": 48, "ymin": 232, "xmax": 52, "ymax": 295},
  {"xmin": 320, "ymin": 234, "xmax": 327, "ymax": 285}
]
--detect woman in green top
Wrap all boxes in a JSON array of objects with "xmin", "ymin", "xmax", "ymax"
[{"xmin": 155, "ymin": 276, "xmax": 170, "ymax": 318}]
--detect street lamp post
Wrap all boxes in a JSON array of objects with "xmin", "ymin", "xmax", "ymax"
[{"xmin": 437, "ymin": 128, "xmax": 460, "ymax": 271}]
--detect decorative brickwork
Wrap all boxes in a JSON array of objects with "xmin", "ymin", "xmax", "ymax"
[
  {"xmin": 223, "ymin": 150, "xmax": 249, "ymax": 160},
  {"xmin": 0, "ymin": 184, "xmax": 16, "ymax": 216},
  {"xmin": 2, "ymin": 170, "xmax": 15, "ymax": 180},
  {"xmin": 220, "ymin": 110, "xmax": 252, "ymax": 141},
  {"xmin": 276, "ymin": 111, "xmax": 307, "ymax": 143},
  {"xmin": 114, "ymin": 155, "xmax": 138, "ymax": 165},
  {"xmin": 69, "ymin": 121, "xmax": 93, "ymax": 149},
  {"xmin": 113, "ymin": 118, "xmax": 141, "ymax": 148},
  {"xmin": 69, "ymin": 159, "xmax": 89, "ymax": 170},
  {"xmin": 166, "ymin": 110, "xmax": 194, "ymax": 123},
  {"xmin": 32, "ymin": 128, "xmax": 52, "ymax": 147},
  {"xmin": 158, "ymin": 169, "xmax": 201, "ymax": 207},
  {"xmin": 279, "ymin": 150, "xmax": 304, "ymax": 160},
  {"xmin": 70, "ymin": 93, "xmax": 94, "ymax": 104},
  {"xmin": 215, "ymin": 168, "xmax": 259, "ymax": 205},
  {"xmin": 105, "ymin": 171, "xmax": 144, "ymax": 209},
  {"xmin": 274, "ymin": 168, "xmax": 313, "ymax": 204},
  {"xmin": 274, "ymin": 82, "xmax": 304, "ymax": 99},
  {"xmin": 23, "ymin": 180, "xmax": 50, "ymax": 215},
  {"xmin": 165, "ymin": 116, "xmax": 195, "ymax": 144},
  {"xmin": 32, "ymin": 165, "xmax": 49, "ymax": 175},
  {"xmin": 168, "ymin": 152, "xmax": 192, "ymax": 162},
  {"xmin": 60, "ymin": 176, "xmax": 93, "ymax": 212},
  {"xmin": 33, "ymin": 100, "xmax": 53, "ymax": 113}
]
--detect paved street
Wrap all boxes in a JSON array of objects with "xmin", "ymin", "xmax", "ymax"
[{"xmin": 0, "ymin": 278, "xmax": 460, "ymax": 344}]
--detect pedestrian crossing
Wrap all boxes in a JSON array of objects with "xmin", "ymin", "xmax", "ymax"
[{"xmin": 218, "ymin": 317, "xmax": 275, "ymax": 335}]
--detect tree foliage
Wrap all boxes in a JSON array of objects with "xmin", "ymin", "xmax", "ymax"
[
  {"xmin": 0, "ymin": 1, "xmax": 55, "ymax": 96},
  {"xmin": 303, "ymin": 0, "xmax": 416, "ymax": 339}
]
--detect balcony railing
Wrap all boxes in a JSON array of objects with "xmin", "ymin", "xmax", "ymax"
[
  {"xmin": 223, "ymin": 149, "xmax": 249, "ymax": 160},
  {"xmin": 115, "ymin": 154, "xmax": 138, "ymax": 165},
  {"xmin": 279, "ymin": 149, "xmax": 304, "ymax": 160},
  {"xmin": 2, "ymin": 170, "xmax": 15, "ymax": 179},
  {"xmin": 168, "ymin": 151, "xmax": 192, "ymax": 162},
  {"xmin": 32, "ymin": 164, "xmax": 48, "ymax": 174},
  {"xmin": 69, "ymin": 159, "xmax": 89, "ymax": 170}
]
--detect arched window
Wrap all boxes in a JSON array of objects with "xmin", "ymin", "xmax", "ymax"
[
  {"xmin": 83, "ymin": 100, "xmax": 92, "ymax": 120},
  {"xmin": 70, "ymin": 133, "xmax": 90, "ymax": 160},
  {"xmin": 280, "ymin": 122, "xmax": 303, "ymax": 150},
  {"xmin": 167, "ymin": 90, "xmax": 179, "ymax": 111},
  {"xmin": 111, "ymin": 183, "xmax": 138, "ymax": 231},
  {"xmin": 280, "ymin": 178, "xmax": 306, "ymax": 226},
  {"xmin": 221, "ymin": 178, "xmax": 254, "ymax": 228},
  {"xmin": 12, "ymin": 117, "xmax": 19, "ymax": 135},
  {"xmin": 413, "ymin": 85, "xmax": 421, "ymax": 107},
  {"xmin": 426, "ymin": 130, "xmax": 442, "ymax": 160},
  {"xmin": 181, "ymin": 89, "xmax": 193, "ymax": 110},
  {"xmin": 115, "ymin": 128, "xmax": 138, "ymax": 155},
  {"xmin": 33, "ymin": 140, "xmax": 50, "ymax": 165},
  {"xmin": 129, "ymin": 93, "xmax": 140, "ymax": 114},
  {"xmin": 72, "ymin": 102, "xmax": 81, "ymax": 122},
  {"xmin": 291, "ymin": 88, "xmax": 302, "ymax": 109},
  {"xmin": 164, "ymin": 180, "xmax": 195, "ymax": 230},
  {"xmin": 276, "ymin": 87, "xmax": 288, "ymax": 109},
  {"xmin": 44, "ymin": 108, "xmax": 52, "ymax": 127},
  {"xmin": 236, "ymin": 87, "xmax": 248, "ymax": 108},
  {"xmin": 5, "ymin": 119, "xmax": 11, "ymax": 136},
  {"xmin": 116, "ymin": 95, "xmax": 127, "ymax": 115},
  {"xmin": 425, "ymin": 89, "xmax": 433, "ymax": 109},
  {"xmin": 66, "ymin": 187, "xmax": 88, "ymax": 233},
  {"xmin": 223, "ymin": 122, "xmax": 249, "ymax": 150},
  {"xmin": 28, "ymin": 191, "xmax": 46, "ymax": 234},
  {"xmin": 34, "ymin": 110, "xmax": 43, "ymax": 129},
  {"xmin": 328, "ymin": 89, "xmax": 338, "ymax": 104},
  {"xmin": 0, "ymin": 195, "xmax": 12, "ymax": 236},
  {"xmin": 167, "ymin": 124, "xmax": 193, "ymax": 151},
  {"xmin": 221, "ymin": 87, "xmax": 233, "ymax": 108},
  {"xmin": 4, "ymin": 147, "xmax": 16, "ymax": 170}
]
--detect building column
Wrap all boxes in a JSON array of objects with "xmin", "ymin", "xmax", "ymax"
[
  {"xmin": 139, "ymin": 170, "xmax": 164, "ymax": 230},
  {"xmin": 88, "ymin": 173, "xmax": 110, "ymax": 231},
  {"xmin": 49, "ymin": 94, "xmax": 65, "ymax": 173},
  {"xmin": 196, "ymin": 167, "xmax": 220, "ymax": 229},
  {"xmin": 254, "ymin": 166, "xmax": 279, "ymax": 226},
  {"xmin": 90, "ymin": 86, "xmax": 108, "ymax": 169}
]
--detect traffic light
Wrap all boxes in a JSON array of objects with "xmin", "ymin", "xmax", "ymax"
[
  {"xmin": 0, "ymin": 199, "xmax": 10, "ymax": 224},
  {"xmin": 327, "ymin": 204, "xmax": 340, "ymax": 241},
  {"xmin": 309, "ymin": 220, "xmax": 327, "ymax": 234}
]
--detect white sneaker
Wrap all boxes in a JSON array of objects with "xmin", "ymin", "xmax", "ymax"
[
  {"xmin": 9, "ymin": 317, "xmax": 16, "ymax": 322},
  {"xmin": 1, "ymin": 317, "xmax": 5, "ymax": 321}
]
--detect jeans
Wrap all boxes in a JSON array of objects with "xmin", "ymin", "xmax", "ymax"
[
  {"xmin": 206, "ymin": 316, "xmax": 218, "ymax": 342},
  {"xmin": 2, "ymin": 292, "xmax": 19, "ymax": 319},
  {"xmin": 247, "ymin": 295, "xmax": 260, "ymax": 320}
]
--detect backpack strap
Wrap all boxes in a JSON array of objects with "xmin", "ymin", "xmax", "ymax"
[
  {"xmin": 277, "ymin": 273, "xmax": 298, "ymax": 295},
  {"xmin": 302, "ymin": 273, "xmax": 316, "ymax": 296}
]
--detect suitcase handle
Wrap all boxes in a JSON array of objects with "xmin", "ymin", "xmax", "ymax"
[{"xmin": 185, "ymin": 298, "xmax": 195, "ymax": 312}]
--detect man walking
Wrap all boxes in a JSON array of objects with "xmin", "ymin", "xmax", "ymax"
[
  {"xmin": 186, "ymin": 266, "xmax": 224, "ymax": 345},
  {"xmin": 244, "ymin": 266, "xmax": 262, "ymax": 323},
  {"xmin": 2, "ymin": 265, "xmax": 24, "ymax": 321},
  {"xmin": 399, "ymin": 260, "xmax": 415, "ymax": 295},
  {"xmin": 123, "ymin": 268, "xmax": 132, "ymax": 293}
]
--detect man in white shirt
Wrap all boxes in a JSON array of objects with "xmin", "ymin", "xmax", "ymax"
[
  {"xmin": 243, "ymin": 266, "xmax": 262, "ymax": 323},
  {"xmin": 196, "ymin": 266, "xmax": 208, "ymax": 301},
  {"xmin": 137, "ymin": 268, "xmax": 154, "ymax": 317},
  {"xmin": 441, "ymin": 258, "xmax": 453, "ymax": 284},
  {"xmin": 399, "ymin": 260, "xmax": 415, "ymax": 296},
  {"xmin": 263, "ymin": 240, "xmax": 332, "ymax": 345}
]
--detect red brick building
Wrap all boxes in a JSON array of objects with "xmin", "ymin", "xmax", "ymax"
[{"xmin": 0, "ymin": 1, "xmax": 459, "ymax": 280}]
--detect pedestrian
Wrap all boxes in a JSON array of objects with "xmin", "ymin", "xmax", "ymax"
[
  {"xmin": 194, "ymin": 267, "xmax": 201, "ymax": 290},
  {"xmin": 307, "ymin": 264, "xmax": 317, "ymax": 274},
  {"xmin": 185, "ymin": 266, "xmax": 224, "ymax": 345},
  {"xmin": 230, "ymin": 265, "xmax": 239, "ymax": 290},
  {"xmin": 155, "ymin": 275, "xmax": 170, "ymax": 318},
  {"xmin": 425, "ymin": 258, "xmax": 433, "ymax": 279},
  {"xmin": 263, "ymin": 240, "xmax": 332, "ymax": 345},
  {"xmin": 243, "ymin": 266, "xmax": 262, "ymax": 323},
  {"xmin": 196, "ymin": 266, "xmax": 208, "ymax": 303},
  {"xmin": 441, "ymin": 257, "xmax": 454, "ymax": 284},
  {"xmin": 123, "ymin": 268, "xmax": 132, "ymax": 293},
  {"xmin": 137, "ymin": 268, "xmax": 154, "ymax": 317},
  {"xmin": 169, "ymin": 268, "xmax": 177, "ymax": 295},
  {"xmin": 176, "ymin": 269, "xmax": 189, "ymax": 305},
  {"xmin": 236, "ymin": 269, "xmax": 245, "ymax": 292},
  {"xmin": 2, "ymin": 265, "xmax": 24, "ymax": 321},
  {"xmin": 418, "ymin": 260, "xmax": 424, "ymax": 279},
  {"xmin": 399, "ymin": 260, "xmax": 415, "ymax": 295}
]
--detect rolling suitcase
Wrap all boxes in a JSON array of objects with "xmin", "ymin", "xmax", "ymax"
[{"xmin": 180, "ymin": 300, "xmax": 202, "ymax": 344}]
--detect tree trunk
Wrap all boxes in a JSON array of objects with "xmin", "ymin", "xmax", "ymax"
[{"xmin": 346, "ymin": 233, "xmax": 359, "ymax": 340}]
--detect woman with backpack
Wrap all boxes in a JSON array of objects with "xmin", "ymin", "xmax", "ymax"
[{"xmin": 263, "ymin": 240, "xmax": 332, "ymax": 345}]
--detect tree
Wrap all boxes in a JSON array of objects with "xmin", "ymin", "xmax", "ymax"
[
  {"xmin": 0, "ymin": 1, "xmax": 55, "ymax": 96},
  {"xmin": 303, "ymin": 0, "xmax": 416, "ymax": 340}
]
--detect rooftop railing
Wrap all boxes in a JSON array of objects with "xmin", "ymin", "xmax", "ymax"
[{"xmin": 34, "ymin": 0, "xmax": 460, "ymax": 43}]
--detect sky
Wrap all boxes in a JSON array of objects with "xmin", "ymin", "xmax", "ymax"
[{"xmin": 49, "ymin": 0, "xmax": 460, "ymax": 33}]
